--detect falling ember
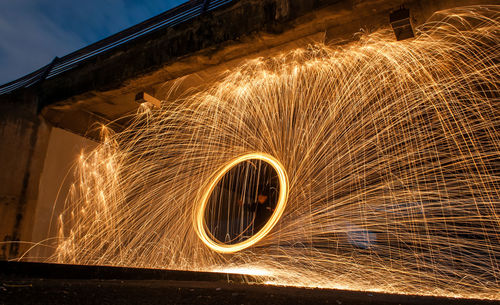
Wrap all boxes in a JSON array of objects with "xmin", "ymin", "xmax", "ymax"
[{"xmin": 54, "ymin": 6, "xmax": 500, "ymax": 300}]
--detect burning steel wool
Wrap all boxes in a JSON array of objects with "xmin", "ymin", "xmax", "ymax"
[{"xmin": 54, "ymin": 6, "xmax": 499, "ymax": 300}]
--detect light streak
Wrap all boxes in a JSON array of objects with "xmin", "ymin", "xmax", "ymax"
[
  {"xmin": 194, "ymin": 153, "xmax": 289, "ymax": 253},
  {"xmin": 212, "ymin": 266, "xmax": 273, "ymax": 276},
  {"xmin": 49, "ymin": 5, "xmax": 500, "ymax": 300}
]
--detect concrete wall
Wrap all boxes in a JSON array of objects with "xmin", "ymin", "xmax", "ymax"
[
  {"xmin": 0, "ymin": 91, "xmax": 95, "ymax": 261},
  {"xmin": 0, "ymin": 0, "xmax": 496, "ymax": 262},
  {"xmin": 30, "ymin": 127, "xmax": 96, "ymax": 261},
  {"xmin": 0, "ymin": 92, "xmax": 50, "ymax": 260}
]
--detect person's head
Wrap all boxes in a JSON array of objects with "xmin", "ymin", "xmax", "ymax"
[{"xmin": 257, "ymin": 194, "xmax": 268, "ymax": 204}]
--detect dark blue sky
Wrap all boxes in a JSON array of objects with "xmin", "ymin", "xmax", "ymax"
[{"xmin": 0, "ymin": 0, "xmax": 187, "ymax": 85}]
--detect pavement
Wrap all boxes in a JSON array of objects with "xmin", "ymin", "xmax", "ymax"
[{"xmin": 0, "ymin": 261, "xmax": 496, "ymax": 305}]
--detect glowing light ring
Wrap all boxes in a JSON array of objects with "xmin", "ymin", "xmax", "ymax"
[{"xmin": 194, "ymin": 153, "xmax": 289, "ymax": 253}]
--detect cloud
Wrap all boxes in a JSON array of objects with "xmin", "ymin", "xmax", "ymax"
[
  {"xmin": 0, "ymin": 0, "xmax": 185, "ymax": 85},
  {"xmin": 0, "ymin": 1, "xmax": 85, "ymax": 84}
]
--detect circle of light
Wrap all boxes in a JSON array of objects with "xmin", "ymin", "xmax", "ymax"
[{"xmin": 194, "ymin": 152, "xmax": 289, "ymax": 253}]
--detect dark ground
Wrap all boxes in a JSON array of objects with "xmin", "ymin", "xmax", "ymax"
[{"xmin": 0, "ymin": 261, "xmax": 497, "ymax": 305}]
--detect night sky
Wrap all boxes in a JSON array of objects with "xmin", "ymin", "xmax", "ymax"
[{"xmin": 0, "ymin": 0, "xmax": 187, "ymax": 85}]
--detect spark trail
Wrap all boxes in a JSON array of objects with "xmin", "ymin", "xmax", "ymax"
[{"xmin": 54, "ymin": 5, "xmax": 500, "ymax": 300}]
